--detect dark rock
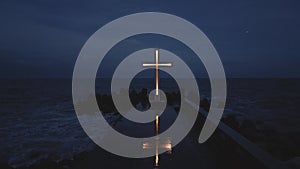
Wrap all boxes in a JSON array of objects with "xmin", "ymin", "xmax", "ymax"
[
  {"xmin": 0, "ymin": 162, "xmax": 12, "ymax": 169},
  {"xmin": 139, "ymin": 88, "xmax": 150, "ymax": 109},
  {"xmin": 221, "ymin": 115, "xmax": 239, "ymax": 131},
  {"xmin": 200, "ymin": 98, "xmax": 210, "ymax": 112}
]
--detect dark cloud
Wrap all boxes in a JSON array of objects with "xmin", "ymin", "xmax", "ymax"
[{"xmin": 0, "ymin": 0, "xmax": 299, "ymax": 78}]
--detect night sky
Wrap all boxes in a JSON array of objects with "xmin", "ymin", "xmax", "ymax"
[{"xmin": 0, "ymin": 0, "xmax": 299, "ymax": 78}]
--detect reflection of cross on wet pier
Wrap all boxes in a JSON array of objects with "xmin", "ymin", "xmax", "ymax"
[{"xmin": 142, "ymin": 115, "xmax": 172, "ymax": 168}]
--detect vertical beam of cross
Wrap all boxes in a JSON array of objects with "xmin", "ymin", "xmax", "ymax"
[
  {"xmin": 155, "ymin": 49, "xmax": 159, "ymax": 96},
  {"xmin": 142, "ymin": 49, "xmax": 172, "ymax": 95}
]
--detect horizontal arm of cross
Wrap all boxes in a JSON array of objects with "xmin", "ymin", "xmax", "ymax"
[{"xmin": 142, "ymin": 63, "xmax": 172, "ymax": 67}]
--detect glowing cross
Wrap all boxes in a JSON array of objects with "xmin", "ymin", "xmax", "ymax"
[{"xmin": 142, "ymin": 49, "xmax": 172, "ymax": 95}]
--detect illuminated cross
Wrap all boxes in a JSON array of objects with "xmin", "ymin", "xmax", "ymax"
[{"xmin": 142, "ymin": 49, "xmax": 172, "ymax": 95}]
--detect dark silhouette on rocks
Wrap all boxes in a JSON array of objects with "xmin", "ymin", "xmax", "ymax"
[{"xmin": 139, "ymin": 88, "xmax": 150, "ymax": 109}]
